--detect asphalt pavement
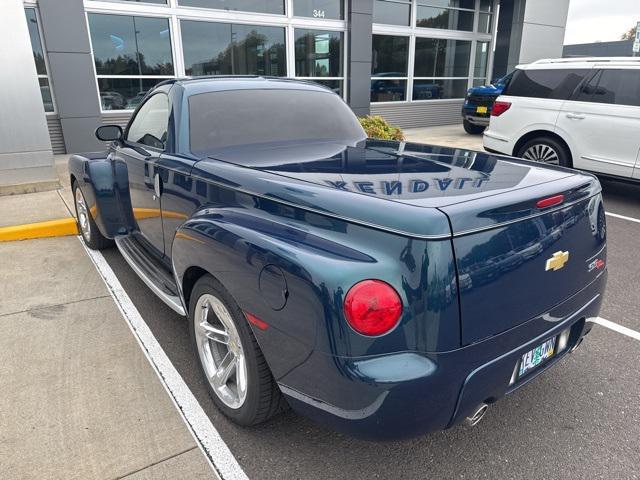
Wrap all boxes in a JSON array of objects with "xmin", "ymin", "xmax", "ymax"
[{"xmin": 99, "ymin": 177, "xmax": 640, "ymax": 480}]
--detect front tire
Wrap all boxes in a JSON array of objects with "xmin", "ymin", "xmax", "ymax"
[
  {"xmin": 189, "ymin": 275, "xmax": 287, "ymax": 426},
  {"xmin": 72, "ymin": 181, "xmax": 113, "ymax": 250},
  {"xmin": 516, "ymin": 137, "xmax": 572, "ymax": 167},
  {"xmin": 463, "ymin": 119, "xmax": 486, "ymax": 135}
]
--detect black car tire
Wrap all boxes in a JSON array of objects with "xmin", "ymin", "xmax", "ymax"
[
  {"xmin": 189, "ymin": 274, "xmax": 288, "ymax": 426},
  {"xmin": 463, "ymin": 119, "xmax": 486, "ymax": 135},
  {"xmin": 72, "ymin": 180, "xmax": 113, "ymax": 250},
  {"xmin": 516, "ymin": 136, "xmax": 572, "ymax": 168}
]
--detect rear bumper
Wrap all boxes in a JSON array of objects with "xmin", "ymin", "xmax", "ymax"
[
  {"xmin": 462, "ymin": 112, "xmax": 490, "ymax": 126},
  {"xmin": 279, "ymin": 270, "xmax": 606, "ymax": 440}
]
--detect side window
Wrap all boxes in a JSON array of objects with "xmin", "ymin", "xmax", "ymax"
[
  {"xmin": 503, "ymin": 68, "xmax": 589, "ymax": 100},
  {"xmin": 126, "ymin": 93, "xmax": 169, "ymax": 150},
  {"xmin": 590, "ymin": 69, "xmax": 640, "ymax": 107},
  {"xmin": 572, "ymin": 70, "xmax": 602, "ymax": 103}
]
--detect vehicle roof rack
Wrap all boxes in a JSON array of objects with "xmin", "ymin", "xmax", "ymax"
[{"xmin": 529, "ymin": 57, "xmax": 640, "ymax": 64}]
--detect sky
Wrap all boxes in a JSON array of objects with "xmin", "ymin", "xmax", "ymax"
[{"xmin": 564, "ymin": 0, "xmax": 640, "ymax": 45}]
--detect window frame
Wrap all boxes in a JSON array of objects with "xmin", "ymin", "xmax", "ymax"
[
  {"xmin": 86, "ymin": 11, "xmax": 178, "ymax": 113},
  {"xmin": 371, "ymin": 0, "xmax": 496, "ymax": 104},
  {"xmin": 472, "ymin": 39, "xmax": 490, "ymax": 85},
  {"xmin": 180, "ymin": 18, "xmax": 288, "ymax": 77},
  {"xmin": 291, "ymin": 0, "xmax": 345, "ymax": 21},
  {"xmin": 291, "ymin": 27, "xmax": 345, "ymax": 94},
  {"xmin": 580, "ymin": 68, "xmax": 640, "ymax": 108},
  {"xmin": 503, "ymin": 67, "xmax": 594, "ymax": 101},
  {"xmin": 176, "ymin": 0, "xmax": 286, "ymax": 16},
  {"xmin": 24, "ymin": 5, "xmax": 57, "ymax": 115},
  {"xmin": 372, "ymin": 0, "xmax": 412, "ymax": 27},
  {"xmin": 370, "ymin": 33, "xmax": 410, "ymax": 102},
  {"xmin": 84, "ymin": 0, "xmax": 349, "ymax": 113},
  {"xmin": 415, "ymin": 1, "xmax": 476, "ymax": 32},
  {"xmin": 124, "ymin": 91, "xmax": 170, "ymax": 151}
]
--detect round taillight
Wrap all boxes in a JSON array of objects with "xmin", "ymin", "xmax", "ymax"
[{"xmin": 343, "ymin": 280, "xmax": 403, "ymax": 336}]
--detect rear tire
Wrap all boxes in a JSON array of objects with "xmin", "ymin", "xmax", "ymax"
[
  {"xmin": 72, "ymin": 180, "xmax": 113, "ymax": 250},
  {"xmin": 189, "ymin": 274, "xmax": 287, "ymax": 426},
  {"xmin": 516, "ymin": 136, "xmax": 572, "ymax": 168},
  {"xmin": 463, "ymin": 119, "xmax": 486, "ymax": 135}
]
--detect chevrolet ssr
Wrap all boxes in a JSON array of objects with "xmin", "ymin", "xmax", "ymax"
[{"xmin": 69, "ymin": 77, "xmax": 607, "ymax": 440}]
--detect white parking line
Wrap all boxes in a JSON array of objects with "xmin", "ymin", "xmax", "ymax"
[
  {"xmin": 589, "ymin": 317, "xmax": 640, "ymax": 342},
  {"xmin": 80, "ymin": 238, "xmax": 248, "ymax": 480},
  {"xmin": 606, "ymin": 211, "xmax": 640, "ymax": 225}
]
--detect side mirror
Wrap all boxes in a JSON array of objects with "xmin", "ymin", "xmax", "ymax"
[{"xmin": 95, "ymin": 124, "xmax": 123, "ymax": 142}]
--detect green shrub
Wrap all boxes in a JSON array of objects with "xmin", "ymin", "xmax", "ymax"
[{"xmin": 358, "ymin": 115, "xmax": 405, "ymax": 141}]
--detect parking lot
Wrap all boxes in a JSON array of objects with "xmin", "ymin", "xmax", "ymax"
[{"xmin": 98, "ymin": 170, "xmax": 640, "ymax": 478}]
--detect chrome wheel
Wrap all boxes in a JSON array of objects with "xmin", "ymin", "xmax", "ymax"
[
  {"xmin": 194, "ymin": 294, "xmax": 248, "ymax": 409},
  {"xmin": 521, "ymin": 144, "xmax": 560, "ymax": 165},
  {"xmin": 74, "ymin": 187, "xmax": 91, "ymax": 241}
]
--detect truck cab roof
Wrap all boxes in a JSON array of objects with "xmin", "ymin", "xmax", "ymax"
[{"xmin": 156, "ymin": 76, "xmax": 333, "ymax": 96}]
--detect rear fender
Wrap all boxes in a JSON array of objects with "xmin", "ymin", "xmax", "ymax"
[
  {"xmin": 171, "ymin": 210, "xmax": 322, "ymax": 380},
  {"xmin": 68, "ymin": 151, "xmax": 134, "ymax": 238},
  {"xmin": 171, "ymin": 206, "xmax": 460, "ymax": 378}
]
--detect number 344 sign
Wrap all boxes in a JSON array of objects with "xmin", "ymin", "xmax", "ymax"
[{"xmin": 313, "ymin": 9, "xmax": 326, "ymax": 18}]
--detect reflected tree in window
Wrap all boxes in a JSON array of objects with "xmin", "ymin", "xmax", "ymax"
[
  {"xmin": 294, "ymin": 30, "xmax": 343, "ymax": 77},
  {"xmin": 181, "ymin": 21, "xmax": 285, "ymax": 76},
  {"xmin": 89, "ymin": 14, "xmax": 174, "ymax": 76}
]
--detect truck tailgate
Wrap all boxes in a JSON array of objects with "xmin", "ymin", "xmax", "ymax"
[{"xmin": 442, "ymin": 177, "xmax": 606, "ymax": 345}]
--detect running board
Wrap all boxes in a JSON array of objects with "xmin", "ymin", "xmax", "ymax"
[{"xmin": 115, "ymin": 235, "xmax": 186, "ymax": 316}]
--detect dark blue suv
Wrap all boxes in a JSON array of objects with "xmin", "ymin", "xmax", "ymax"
[{"xmin": 461, "ymin": 72, "xmax": 513, "ymax": 134}]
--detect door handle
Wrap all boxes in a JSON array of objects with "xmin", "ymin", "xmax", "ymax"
[
  {"xmin": 153, "ymin": 172, "xmax": 162, "ymax": 199},
  {"xmin": 566, "ymin": 113, "xmax": 586, "ymax": 120}
]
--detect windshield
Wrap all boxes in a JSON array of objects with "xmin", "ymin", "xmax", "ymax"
[{"xmin": 189, "ymin": 88, "xmax": 367, "ymax": 158}]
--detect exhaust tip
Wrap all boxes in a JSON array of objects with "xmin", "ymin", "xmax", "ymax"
[
  {"xmin": 569, "ymin": 337, "xmax": 584, "ymax": 353},
  {"xmin": 465, "ymin": 403, "xmax": 489, "ymax": 427}
]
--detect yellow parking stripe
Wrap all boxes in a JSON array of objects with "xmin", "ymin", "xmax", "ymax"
[
  {"xmin": 133, "ymin": 208, "xmax": 188, "ymax": 220},
  {"xmin": 0, "ymin": 208, "xmax": 189, "ymax": 242},
  {"xmin": 0, "ymin": 218, "xmax": 78, "ymax": 242}
]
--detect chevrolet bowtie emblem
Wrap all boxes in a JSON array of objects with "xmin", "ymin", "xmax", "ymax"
[{"xmin": 545, "ymin": 251, "xmax": 570, "ymax": 271}]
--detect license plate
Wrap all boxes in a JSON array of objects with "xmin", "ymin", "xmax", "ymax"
[
  {"xmin": 476, "ymin": 106, "xmax": 488, "ymax": 114},
  {"xmin": 518, "ymin": 337, "xmax": 556, "ymax": 379}
]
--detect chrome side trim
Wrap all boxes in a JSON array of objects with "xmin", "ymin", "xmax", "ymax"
[
  {"xmin": 582, "ymin": 155, "xmax": 632, "ymax": 168},
  {"xmin": 483, "ymin": 131, "xmax": 509, "ymax": 142},
  {"xmin": 278, "ymin": 384, "xmax": 389, "ymax": 420},
  {"xmin": 170, "ymin": 246, "xmax": 188, "ymax": 315},
  {"xmin": 115, "ymin": 237, "xmax": 186, "ymax": 316}
]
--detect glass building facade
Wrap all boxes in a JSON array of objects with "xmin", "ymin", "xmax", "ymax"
[
  {"xmin": 371, "ymin": 0, "xmax": 495, "ymax": 104},
  {"xmin": 21, "ymin": 0, "xmax": 504, "ymax": 154},
  {"xmin": 82, "ymin": 0, "xmax": 348, "ymax": 111},
  {"xmin": 24, "ymin": 7, "xmax": 55, "ymax": 113},
  {"xmin": 80, "ymin": 0, "xmax": 493, "ymax": 111}
]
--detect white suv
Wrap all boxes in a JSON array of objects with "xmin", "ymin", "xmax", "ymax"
[{"xmin": 483, "ymin": 57, "xmax": 640, "ymax": 181}]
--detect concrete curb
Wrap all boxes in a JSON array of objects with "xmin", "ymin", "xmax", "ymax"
[
  {"xmin": 0, "ymin": 179, "xmax": 61, "ymax": 197},
  {"xmin": 0, "ymin": 218, "xmax": 78, "ymax": 242}
]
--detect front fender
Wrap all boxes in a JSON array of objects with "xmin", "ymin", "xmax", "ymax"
[{"xmin": 68, "ymin": 151, "xmax": 134, "ymax": 238}]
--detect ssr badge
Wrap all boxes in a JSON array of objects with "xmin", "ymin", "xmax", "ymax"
[
  {"xmin": 588, "ymin": 258, "xmax": 606, "ymax": 273},
  {"xmin": 545, "ymin": 251, "xmax": 570, "ymax": 271}
]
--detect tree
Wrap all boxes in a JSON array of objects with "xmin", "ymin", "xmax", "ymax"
[{"xmin": 621, "ymin": 25, "xmax": 637, "ymax": 41}]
